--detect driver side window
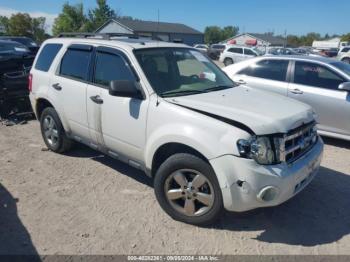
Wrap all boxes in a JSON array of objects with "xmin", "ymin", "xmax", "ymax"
[{"xmin": 94, "ymin": 52, "xmax": 136, "ymax": 88}]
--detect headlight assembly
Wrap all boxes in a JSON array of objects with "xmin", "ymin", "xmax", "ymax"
[{"xmin": 237, "ymin": 136, "xmax": 278, "ymax": 165}]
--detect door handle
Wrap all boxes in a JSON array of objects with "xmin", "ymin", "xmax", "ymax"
[
  {"xmin": 52, "ymin": 83, "xmax": 62, "ymax": 91},
  {"xmin": 290, "ymin": 88, "xmax": 303, "ymax": 94},
  {"xmin": 90, "ymin": 95, "xmax": 103, "ymax": 104}
]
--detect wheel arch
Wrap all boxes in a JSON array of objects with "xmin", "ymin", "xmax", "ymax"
[
  {"xmin": 150, "ymin": 142, "xmax": 210, "ymax": 178},
  {"xmin": 34, "ymin": 97, "xmax": 71, "ymax": 133}
]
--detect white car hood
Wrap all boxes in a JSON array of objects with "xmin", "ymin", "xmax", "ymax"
[{"xmin": 164, "ymin": 86, "xmax": 314, "ymax": 135}]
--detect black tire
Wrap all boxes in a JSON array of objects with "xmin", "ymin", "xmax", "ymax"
[
  {"xmin": 40, "ymin": 107, "xmax": 73, "ymax": 153},
  {"xmin": 224, "ymin": 58, "xmax": 234, "ymax": 66},
  {"xmin": 342, "ymin": 58, "xmax": 350, "ymax": 64},
  {"xmin": 154, "ymin": 153, "xmax": 223, "ymax": 226}
]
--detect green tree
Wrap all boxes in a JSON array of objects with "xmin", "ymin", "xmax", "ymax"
[
  {"xmin": 0, "ymin": 16, "xmax": 9, "ymax": 34},
  {"xmin": 31, "ymin": 17, "xmax": 47, "ymax": 42},
  {"xmin": 221, "ymin": 26, "xmax": 239, "ymax": 41},
  {"xmin": 7, "ymin": 13, "xmax": 33, "ymax": 37},
  {"xmin": 204, "ymin": 26, "xmax": 222, "ymax": 44},
  {"xmin": 85, "ymin": 0, "xmax": 117, "ymax": 31},
  {"xmin": 287, "ymin": 35, "xmax": 300, "ymax": 47},
  {"xmin": 341, "ymin": 33, "xmax": 350, "ymax": 42},
  {"xmin": 52, "ymin": 3, "xmax": 87, "ymax": 36}
]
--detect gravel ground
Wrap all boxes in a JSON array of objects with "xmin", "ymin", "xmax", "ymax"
[{"xmin": 0, "ymin": 120, "xmax": 350, "ymax": 255}]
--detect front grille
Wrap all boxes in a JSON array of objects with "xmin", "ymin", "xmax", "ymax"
[{"xmin": 279, "ymin": 122, "xmax": 317, "ymax": 164}]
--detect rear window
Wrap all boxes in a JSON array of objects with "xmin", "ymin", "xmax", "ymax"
[
  {"xmin": 60, "ymin": 48, "xmax": 92, "ymax": 81},
  {"xmin": 35, "ymin": 44, "xmax": 62, "ymax": 72}
]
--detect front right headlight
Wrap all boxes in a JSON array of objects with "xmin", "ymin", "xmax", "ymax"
[{"xmin": 237, "ymin": 136, "xmax": 277, "ymax": 165}]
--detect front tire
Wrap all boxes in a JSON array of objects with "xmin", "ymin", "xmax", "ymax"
[
  {"xmin": 154, "ymin": 153, "xmax": 223, "ymax": 226},
  {"xmin": 40, "ymin": 107, "xmax": 73, "ymax": 153}
]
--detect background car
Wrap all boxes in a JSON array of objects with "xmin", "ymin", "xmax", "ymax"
[
  {"xmin": 219, "ymin": 45, "xmax": 259, "ymax": 66},
  {"xmin": 223, "ymin": 55, "xmax": 350, "ymax": 141},
  {"xmin": 337, "ymin": 46, "xmax": 350, "ymax": 64},
  {"xmin": 194, "ymin": 44, "xmax": 208, "ymax": 54},
  {"xmin": 0, "ymin": 36, "xmax": 39, "ymax": 55},
  {"xmin": 207, "ymin": 44, "xmax": 226, "ymax": 60},
  {"xmin": 0, "ymin": 40, "xmax": 34, "ymax": 118}
]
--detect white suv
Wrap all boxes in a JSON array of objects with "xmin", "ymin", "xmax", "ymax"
[
  {"xmin": 219, "ymin": 45, "xmax": 259, "ymax": 66},
  {"xmin": 29, "ymin": 34, "xmax": 323, "ymax": 225}
]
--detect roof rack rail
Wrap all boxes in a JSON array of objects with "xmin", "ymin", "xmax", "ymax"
[{"xmin": 58, "ymin": 32, "xmax": 140, "ymax": 40}]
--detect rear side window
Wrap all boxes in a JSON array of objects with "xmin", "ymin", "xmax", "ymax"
[
  {"xmin": 228, "ymin": 48, "xmax": 243, "ymax": 54},
  {"xmin": 60, "ymin": 48, "xmax": 92, "ymax": 81},
  {"xmin": 94, "ymin": 52, "xmax": 136, "ymax": 87},
  {"xmin": 239, "ymin": 59, "xmax": 289, "ymax": 82},
  {"xmin": 294, "ymin": 61, "xmax": 345, "ymax": 90},
  {"xmin": 35, "ymin": 44, "xmax": 62, "ymax": 72},
  {"xmin": 244, "ymin": 49, "xmax": 256, "ymax": 56}
]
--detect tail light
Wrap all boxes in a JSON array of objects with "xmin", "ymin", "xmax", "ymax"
[{"xmin": 28, "ymin": 73, "xmax": 33, "ymax": 92}]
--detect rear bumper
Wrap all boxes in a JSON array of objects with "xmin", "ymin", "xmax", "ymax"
[{"xmin": 210, "ymin": 137, "xmax": 324, "ymax": 212}]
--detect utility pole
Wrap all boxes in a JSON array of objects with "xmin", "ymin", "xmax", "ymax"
[{"xmin": 284, "ymin": 30, "xmax": 287, "ymax": 48}]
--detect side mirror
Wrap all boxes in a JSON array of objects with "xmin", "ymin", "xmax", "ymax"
[
  {"xmin": 109, "ymin": 80, "xmax": 143, "ymax": 99},
  {"xmin": 338, "ymin": 82, "xmax": 350, "ymax": 91}
]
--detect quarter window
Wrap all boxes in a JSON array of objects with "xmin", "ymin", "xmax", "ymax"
[
  {"xmin": 94, "ymin": 52, "xmax": 136, "ymax": 87},
  {"xmin": 244, "ymin": 49, "xmax": 256, "ymax": 56},
  {"xmin": 35, "ymin": 44, "xmax": 62, "ymax": 72},
  {"xmin": 60, "ymin": 48, "xmax": 92, "ymax": 81},
  {"xmin": 239, "ymin": 59, "xmax": 289, "ymax": 82},
  {"xmin": 294, "ymin": 62, "xmax": 345, "ymax": 90},
  {"xmin": 228, "ymin": 48, "xmax": 243, "ymax": 54}
]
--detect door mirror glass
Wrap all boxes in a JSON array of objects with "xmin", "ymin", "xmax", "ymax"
[
  {"xmin": 338, "ymin": 82, "xmax": 350, "ymax": 91},
  {"xmin": 109, "ymin": 80, "xmax": 143, "ymax": 99}
]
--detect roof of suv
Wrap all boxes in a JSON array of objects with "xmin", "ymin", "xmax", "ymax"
[{"xmin": 44, "ymin": 37, "xmax": 189, "ymax": 51}]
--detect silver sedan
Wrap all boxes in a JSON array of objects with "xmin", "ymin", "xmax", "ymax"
[{"xmin": 223, "ymin": 55, "xmax": 350, "ymax": 141}]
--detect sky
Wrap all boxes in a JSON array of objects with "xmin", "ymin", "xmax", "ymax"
[{"xmin": 0, "ymin": 0, "xmax": 349, "ymax": 36}]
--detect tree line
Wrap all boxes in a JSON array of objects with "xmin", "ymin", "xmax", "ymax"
[{"xmin": 0, "ymin": 0, "xmax": 350, "ymax": 46}]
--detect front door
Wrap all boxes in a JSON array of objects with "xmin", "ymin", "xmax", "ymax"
[
  {"xmin": 87, "ymin": 47, "xmax": 148, "ymax": 162},
  {"xmin": 288, "ymin": 61, "xmax": 350, "ymax": 136}
]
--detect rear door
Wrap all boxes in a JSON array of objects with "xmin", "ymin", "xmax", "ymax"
[
  {"xmin": 288, "ymin": 61, "xmax": 350, "ymax": 136},
  {"xmin": 232, "ymin": 59, "xmax": 290, "ymax": 96},
  {"xmin": 227, "ymin": 47, "xmax": 244, "ymax": 63},
  {"xmin": 49, "ymin": 44, "xmax": 93, "ymax": 141}
]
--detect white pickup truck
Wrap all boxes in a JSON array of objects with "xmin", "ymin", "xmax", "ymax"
[{"xmin": 29, "ymin": 34, "xmax": 323, "ymax": 225}]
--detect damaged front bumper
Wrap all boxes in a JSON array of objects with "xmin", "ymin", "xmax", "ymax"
[{"xmin": 210, "ymin": 137, "xmax": 324, "ymax": 212}]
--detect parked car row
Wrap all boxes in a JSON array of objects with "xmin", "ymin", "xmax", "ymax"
[{"xmin": 29, "ymin": 34, "xmax": 324, "ymax": 226}]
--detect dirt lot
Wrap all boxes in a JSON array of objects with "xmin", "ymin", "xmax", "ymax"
[{"xmin": 0, "ymin": 120, "xmax": 350, "ymax": 255}]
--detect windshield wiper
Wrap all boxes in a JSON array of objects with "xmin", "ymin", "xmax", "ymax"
[
  {"xmin": 203, "ymin": 85, "xmax": 234, "ymax": 93},
  {"xmin": 161, "ymin": 89, "xmax": 205, "ymax": 97}
]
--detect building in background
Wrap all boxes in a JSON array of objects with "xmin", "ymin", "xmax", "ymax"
[
  {"xmin": 223, "ymin": 33, "xmax": 286, "ymax": 47},
  {"xmin": 95, "ymin": 18, "xmax": 204, "ymax": 46}
]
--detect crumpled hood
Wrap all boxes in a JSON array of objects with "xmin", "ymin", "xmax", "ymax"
[{"xmin": 164, "ymin": 86, "xmax": 315, "ymax": 135}]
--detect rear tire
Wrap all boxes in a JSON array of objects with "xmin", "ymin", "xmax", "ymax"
[
  {"xmin": 154, "ymin": 153, "xmax": 223, "ymax": 226},
  {"xmin": 40, "ymin": 107, "xmax": 73, "ymax": 153},
  {"xmin": 224, "ymin": 58, "xmax": 234, "ymax": 66}
]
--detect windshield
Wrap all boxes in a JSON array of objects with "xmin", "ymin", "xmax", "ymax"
[
  {"xmin": 134, "ymin": 48, "xmax": 235, "ymax": 97},
  {"xmin": 331, "ymin": 62, "xmax": 350, "ymax": 77}
]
